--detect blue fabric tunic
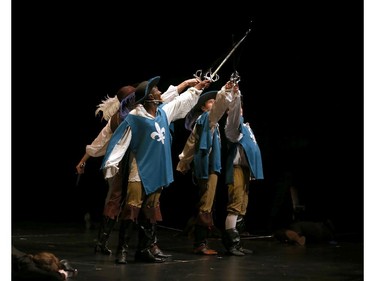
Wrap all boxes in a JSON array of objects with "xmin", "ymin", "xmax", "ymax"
[
  {"xmin": 102, "ymin": 108, "xmax": 173, "ymax": 195},
  {"xmin": 193, "ymin": 112, "xmax": 222, "ymax": 179},
  {"xmin": 225, "ymin": 117, "xmax": 264, "ymax": 184}
]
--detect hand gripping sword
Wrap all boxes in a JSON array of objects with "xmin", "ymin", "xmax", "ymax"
[
  {"xmin": 195, "ymin": 26, "xmax": 252, "ymax": 82},
  {"xmin": 75, "ymin": 162, "xmax": 86, "ymax": 187}
]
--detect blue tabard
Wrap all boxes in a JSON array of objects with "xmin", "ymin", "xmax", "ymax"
[
  {"xmin": 225, "ymin": 117, "xmax": 264, "ymax": 184},
  {"xmin": 193, "ymin": 112, "xmax": 222, "ymax": 179},
  {"xmin": 102, "ymin": 108, "xmax": 174, "ymax": 195}
]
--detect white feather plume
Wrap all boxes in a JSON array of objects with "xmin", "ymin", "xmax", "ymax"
[{"xmin": 95, "ymin": 95, "xmax": 120, "ymax": 121}]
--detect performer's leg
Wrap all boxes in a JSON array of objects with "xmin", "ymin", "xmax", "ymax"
[
  {"xmin": 237, "ymin": 167, "xmax": 251, "ymax": 237},
  {"xmin": 95, "ymin": 162, "xmax": 124, "ymax": 255},
  {"xmin": 133, "ymin": 186, "xmax": 165, "ymax": 263},
  {"xmin": 223, "ymin": 166, "xmax": 253, "ymax": 255},
  {"xmin": 143, "ymin": 189, "xmax": 172, "ymax": 259},
  {"xmin": 115, "ymin": 218, "xmax": 136, "ymax": 264},
  {"xmin": 193, "ymin": 174, "xmax": 219, "ymax": 255},
  {"xmin": 114, "ymin": 181, "xmax": 143, "ymax": 263},
  {"xmin": 95, "ymin": 215, "xmax": 116, "ymax": 255}
]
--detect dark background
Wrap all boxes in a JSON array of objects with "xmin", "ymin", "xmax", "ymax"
[{"xmin": 12, "ymin": 1, "xmax": 363, "ymax": 235}]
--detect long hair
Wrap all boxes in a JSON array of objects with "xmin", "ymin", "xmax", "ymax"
[{"xmin": 30, "ymin": 252, "xmax": 61, "ymax": 272}]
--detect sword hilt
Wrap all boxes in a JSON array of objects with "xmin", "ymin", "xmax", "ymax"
[
  {"xmin": 194, "ymin": 68, "xmax": 219, "ymax": 82},
  {"xmin": 230, "ymin": 71, "xmax": 241, "ymax": 84},
  {"xmin": 204, "ymin": 68, "xmax": 220, "ymax": 82}
]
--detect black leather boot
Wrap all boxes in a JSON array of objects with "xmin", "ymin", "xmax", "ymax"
[
  {"xmin": 150, "ymin": 244, "xmax": 172, "ymax": 259},
  {"xmin": 115, "ymin": 220, "xmax": 135, "ymax": 264},
  {"xmin": 94, "ymin": 216, "xmax": 116, "ymax": 255},
  {"xmin": 222, "ymin": 228, "xmax": 245, "ymax": 256},
  {"xmin": 135, "ymin": 220, "xmax": 165, "ymax": 263},
  {"xmin": 135, "ymin": 248, "xmax": 165, "ymax": 263},
  {"xmin": 233, "ymin": 221, "xmax": 254, "ymax": 255},
  {"xmin": 150, "ymin": 223, "xmax": 172, "ymax": 259}
]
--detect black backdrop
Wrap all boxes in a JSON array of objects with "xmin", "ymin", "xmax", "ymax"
[{"xmin": 12, "ymin": 1, "xmax": 363, "ymax": 235}]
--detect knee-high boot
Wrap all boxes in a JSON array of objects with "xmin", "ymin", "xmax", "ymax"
[
  {"xmin": 94, "ymin": 216, "xmax": 116, "ymax": 255},
  {"xmin": 134, "ymin": 220, "xmax": 165, "ymax": 263},
  {"xmin": 115, "ymin": 220, "xmax": 135, "ymax": 264},
  {"xmin": 150, "ymin": 223, "xmax": 172, "ymax": 259}
]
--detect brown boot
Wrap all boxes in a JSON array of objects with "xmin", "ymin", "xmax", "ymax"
[
  {"xmin": 193, "ymin": 224, "xmax": 218, "ymax": 255},
  {"xmin": 193, "ymin": 243, "xmax": 218, "ymax": 255}
]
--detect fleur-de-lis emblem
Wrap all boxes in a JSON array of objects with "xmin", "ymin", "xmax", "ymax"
[{"xmin": 150, "ymin": 122, "xmax": 166, "ymax": 144}]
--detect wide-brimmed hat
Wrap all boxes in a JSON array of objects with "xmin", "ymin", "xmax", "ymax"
[
  {"xmin": 134, "ymin": 76, "xmax": 160, "ymax": 104},
  {"xmin": 184, "ymin": 90, "xmax": 218, "ymax": 131}
]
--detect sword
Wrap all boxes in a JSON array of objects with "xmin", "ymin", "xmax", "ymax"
[
  {"xmin": 195, "ymin": 25, "xmax": 252, "ymax": 82},
  {"xmin": 75, "ymin": 174, "xmax": 81, "ymax": 187},
  {"xmin": 241, "ymin": 235, "xmax": 274, "ymax": 240}
]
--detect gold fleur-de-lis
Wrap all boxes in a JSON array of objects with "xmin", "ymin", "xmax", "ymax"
[{"xmin": 150, "ymin": 122, "xmax": 166, "ymax": 144}]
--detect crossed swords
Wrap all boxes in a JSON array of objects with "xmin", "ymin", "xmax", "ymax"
[{"xmin": 194, "ymin": 26, "xmax": 252, "ymax": 83}]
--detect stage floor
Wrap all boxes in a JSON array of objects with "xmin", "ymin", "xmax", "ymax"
[{"xmin": 12, "ymin": 221, "xmax": 364, "ymax": 281}]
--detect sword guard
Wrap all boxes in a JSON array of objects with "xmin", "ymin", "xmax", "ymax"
[
  {"xmin": 204, "ymin": 68, "xmax": 219, "ymax": 82},
  {"xmin": 230, "ymin": 71, "xmax": 241, "ymax": 84},
  {"xmin": 194, "ymin": 69, "xmax": 203, "ymax": 80}
]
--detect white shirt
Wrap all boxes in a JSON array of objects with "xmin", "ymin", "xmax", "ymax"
[
  {"xmin": 85, "ymin": 85, "xmax": 180, "ymax": 157},
  {"xmin": 103, "ymin": 86, "xmax": 203, "ymax": 179}
]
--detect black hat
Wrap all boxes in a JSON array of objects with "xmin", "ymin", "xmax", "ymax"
[
  {"xmin": 184, "ymin": 90, "xmax": 218, "ymax": 131},
  {"xmin": 134, "ymin": 76, "xmax": 160, "ymax": 104}
]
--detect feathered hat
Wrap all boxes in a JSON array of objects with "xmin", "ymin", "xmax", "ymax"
[{"xmin": 95, "ymin": 85, "xmax": 136, "ymax": 121}]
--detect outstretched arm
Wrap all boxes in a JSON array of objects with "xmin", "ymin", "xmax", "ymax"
[
  {"xmin": 161, "ymin": 77, "xmax": 203, "ymax": 104},
  {"xmin": 225, "ymin": 83, "xmax": 242, "ymax": 142},
  {"xmin": 163, "ymin": 79, "xmax": 211, "ymax": 123},
  {"xmin": 208, "ymin": 81, "xmax": 239, "ymax": 127}
]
